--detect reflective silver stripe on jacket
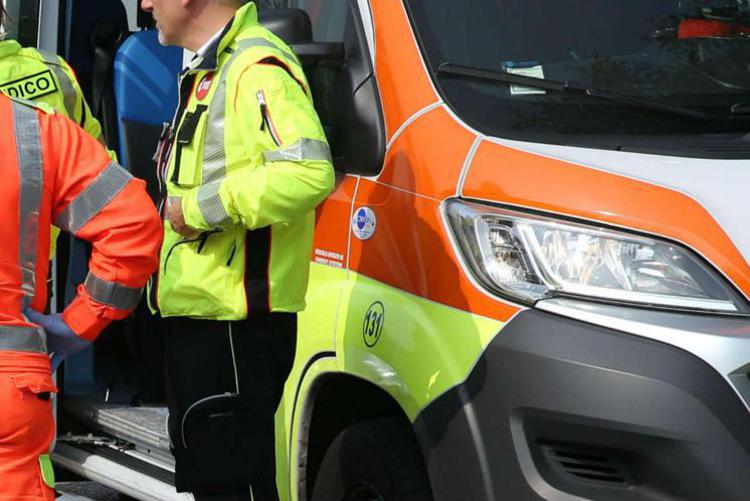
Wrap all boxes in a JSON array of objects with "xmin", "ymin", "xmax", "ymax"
[
  {"xmin": 196, "ymin": 181, "xmax": 229, "ymax": 227},
  {"xmin": 263, "ymin": 138, "xmax": 332, "ymax": 164},
  {"xmin": 55, "ymin": 162, "xmax": 132, "ymax": 235},
  {"xmin": 38, "ymin": 50, "xmax": 77, "ymax": 119},
  {"xmin": 84, "ymin": 272, "xmax": 142, "ymax": 311},
  {"xmin": 236, "ymin": 37, "xmax": 301, "ymax": 68},
  {"xmin": 0, "ymin": 325, "xmax": 47, "ymax": 353},
  {"xmin": 12, "ymin": 101, "xmax": 43, "ymax": 308}
]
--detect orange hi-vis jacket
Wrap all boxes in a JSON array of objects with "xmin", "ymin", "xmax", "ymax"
[
  {"xmin": 0, "ymin": 93, "xmax": 161, "ymax": 500},
  {"xmin": 0, "ymin": 94, "xmax": 162, "ymax": 342}
]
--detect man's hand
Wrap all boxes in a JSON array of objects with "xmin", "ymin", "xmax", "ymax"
[
  {"xmin": 168, "ymin": 198, "xmax": 198, "ymax": 238},
  {"xmin": 24, "ymin": 308, "xmax": 92, "ymax": 372}
]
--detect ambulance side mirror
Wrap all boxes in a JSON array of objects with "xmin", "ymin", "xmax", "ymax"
[
  {"xmin": 266, "ymin": 3, "xmax": 385, "ymax": 176},
  {"xmin": 327, "ymin": 1, "xmax": 386, "ymax": 176}
]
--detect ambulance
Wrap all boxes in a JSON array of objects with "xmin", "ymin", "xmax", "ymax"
[{"xmin": 7, "ymin": 0, "xmax": 750, "ymax": 499}]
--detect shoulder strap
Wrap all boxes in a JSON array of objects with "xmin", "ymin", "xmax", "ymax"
[{"xmin": 36, "ymin": 49, "xmax": 78, "ymax": 119}]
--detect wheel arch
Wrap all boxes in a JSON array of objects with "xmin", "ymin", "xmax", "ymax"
[{"xmin": 297, "ymin": 372, "xmax": 419, "ymax": 500}]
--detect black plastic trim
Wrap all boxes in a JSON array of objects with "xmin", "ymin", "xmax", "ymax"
[
  {"xmin": 289, "ymin": 351, "xmax": 337, "ymax": 443},
  {"xmin": 413, "ymin": 309, "xmax": 750, "ymax": 500}
]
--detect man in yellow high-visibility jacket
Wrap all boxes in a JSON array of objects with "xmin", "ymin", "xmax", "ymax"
[
  {"xmin": 141, "ymin": 0, "xmax": 334, "ymax": 499},
  {"xmin": 0, "ymin": 5, "xmax": 116, "ymax": 257}
]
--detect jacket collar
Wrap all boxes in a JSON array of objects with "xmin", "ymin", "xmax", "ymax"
[
  {"xmin": 191, "ymin": 1, "xmax": 258, "ymax": 72},
  {"xmin": 0, "ymin": 39, "xmax": 22, "ymax": 60}
]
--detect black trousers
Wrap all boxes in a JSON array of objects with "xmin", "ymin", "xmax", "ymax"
[{"xmin": 163, "ymin": 313, "xmax": 297, "ymax": 501}]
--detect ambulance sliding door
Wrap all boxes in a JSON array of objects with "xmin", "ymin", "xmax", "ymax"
[{"xmin": 3, "ymin": 0, "xmax": 41, "ymax": 47}]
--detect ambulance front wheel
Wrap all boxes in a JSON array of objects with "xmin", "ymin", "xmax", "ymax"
[{"xmin": 310, "ymin": 417, "xmax": 434, "ymax": 501}]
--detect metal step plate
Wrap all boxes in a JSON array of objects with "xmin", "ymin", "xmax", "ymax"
[
  {"xmin": 53, "ymin": 444, "xmax": 193, "ymax": 501},
  {"xmin": 63, "ymin": 398, "xmax": 171, "ymax": 462}
]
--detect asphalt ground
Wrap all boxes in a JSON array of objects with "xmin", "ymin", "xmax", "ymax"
[{"xmin": 58, "ymin": 482, "xmax": 126, "ymax": 501}]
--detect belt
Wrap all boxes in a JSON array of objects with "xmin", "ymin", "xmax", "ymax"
[{"xmin": 0, "ymin": 325, "xmax": 47, "ymax": 353}]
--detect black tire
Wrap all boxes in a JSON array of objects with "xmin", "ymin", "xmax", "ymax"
[{"xmin": 310, "ymin": 417, "xmax": 434, "ymax": 501}]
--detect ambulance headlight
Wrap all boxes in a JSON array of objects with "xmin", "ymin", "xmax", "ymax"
[{"xmin": 445, "ymin": 200, "xmax": 748, "ymax": 314}]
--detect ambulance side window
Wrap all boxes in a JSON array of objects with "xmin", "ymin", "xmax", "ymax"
[{"xmin": 3, "ymin": 0, "xmax": 40, "ymax": 46}]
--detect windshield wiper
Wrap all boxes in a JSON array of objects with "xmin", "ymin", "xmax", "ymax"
[{"xmin": 438, "ymin": 62, "xmax": 748, "ymax": 121}]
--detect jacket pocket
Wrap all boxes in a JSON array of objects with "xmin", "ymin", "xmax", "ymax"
[
  {"xmin": 162, "ymin": 229, "xmax": 222, "ymax": 275},
  {"xmin": 0, "ymin": 372, "xmax": 57, "ymax": 442},
  {"xmin": 158, "ymin": 227, "xmax": 243, "ymax": 318},
  {"xmin": 12, "ymin": 373, "xmax": 58, "ymax": 401}
]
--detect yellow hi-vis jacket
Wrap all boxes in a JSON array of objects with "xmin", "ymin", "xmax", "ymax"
[
  {"xmin": 153, "ymin": 2, "xmax": 335, "ymax": 319},
  {"xmin": 0, "ymin": 39, "xmax": 117, "ymax": 257},
  {"xmin": 0, "ymin": 39, "xmax": 109, "ymax": 148}
]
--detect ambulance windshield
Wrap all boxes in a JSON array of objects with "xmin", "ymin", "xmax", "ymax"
[{"xmin": 405, "ymin": 0, "xmax": 750, "ymax": 151}]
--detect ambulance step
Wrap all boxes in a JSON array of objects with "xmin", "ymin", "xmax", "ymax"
[
  {"xmin": 63, "ymin": 398, "xmax": 171, "ymax": 459},
  {"xmin": 52, "ymin": 443, "xmax": 193, "ymax": 501}
]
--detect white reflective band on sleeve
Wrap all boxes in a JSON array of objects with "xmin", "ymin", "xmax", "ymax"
[
  {"xmin": 12, "ymin": 101, "xmax": 43, "ymax": 309},
  {"xmin": 55, "ymin": 162, "xmax": 132, "ymax": 235},
  {"xmin": 84, "ymin": 272, "xmax": 143, "ymax": 311},
  {"xmin": 236, "ymin": 37, "xmax": 301, "ymax": 68},
  {"xmin": 38, "ymin": 50, "xmax": 77, "ymax": 119},
  {"xmin": 196, "ymin": 181, "xmax": 230, "ymax": 227},
  {"xmin": 263, "ymin": 138, "xmax": 332, "ymax": 164},
  {"xmin": 0, "ymin": 325, "xmax": 47, "ymax": 353}
]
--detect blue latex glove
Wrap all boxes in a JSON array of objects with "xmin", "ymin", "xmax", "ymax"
[{"xmin": 24, "ymin": 308, "xmax": 92, "ymax": 372}]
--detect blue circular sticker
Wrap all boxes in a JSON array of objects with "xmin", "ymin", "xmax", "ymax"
[{"xmin": 352, "ymin": 207, "xmax": 377, "ymax": 240}]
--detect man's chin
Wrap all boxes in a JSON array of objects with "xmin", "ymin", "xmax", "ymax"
[{"xmin": 157, "ymin": 31, "xmax": 171, "ymax": 46}]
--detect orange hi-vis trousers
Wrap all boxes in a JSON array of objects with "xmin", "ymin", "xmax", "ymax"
[{"xmin": 0, "ymin": 351, "xmax": 57, "ymax": 501}]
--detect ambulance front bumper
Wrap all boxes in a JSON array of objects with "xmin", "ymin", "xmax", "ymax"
[{"xmin": 414, "ymin": 300, "xmax": 750, "ymax": 500}]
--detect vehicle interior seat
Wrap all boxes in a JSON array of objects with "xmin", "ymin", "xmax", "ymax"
[
  {"xmin": 114, "ymin": 29, "xmax": 182, "ymax": 201},
  {"xmin": 66, "ymin": 0, "xmax": 130, "ymax": 151},
  {"xmin": 65, "ymin": 0, "xmax": 129, "ymax": 99}
]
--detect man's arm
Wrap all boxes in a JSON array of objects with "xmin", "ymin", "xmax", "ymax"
[
  {"xmin": 180, "ymin": 64, "xmax": 335, "ymax": 232},
  {"xmin": 45, "ymin": 111, "xmax": 162, "ymax": 340}
]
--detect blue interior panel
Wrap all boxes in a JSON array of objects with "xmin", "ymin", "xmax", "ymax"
[{"xmin": 114, "ymin": 29, "xmax": 181, "ymax": 168}]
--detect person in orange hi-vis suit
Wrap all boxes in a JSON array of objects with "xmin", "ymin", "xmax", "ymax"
[{"xmin": 0, "ymin": 91, "xmax": 162, "ymax": 500}]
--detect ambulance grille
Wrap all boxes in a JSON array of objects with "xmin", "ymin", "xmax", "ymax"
[{"xmin": 541, "ymin": 443, "xmax": 632, "ymax": 487}]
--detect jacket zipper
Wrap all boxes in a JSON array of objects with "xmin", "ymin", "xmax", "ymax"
[
  {"xmin": 226, "ymin": 241, "xmax": 237, "ymax": 267},
  {"xmin": 151, "ymin": 70, "xmax": 198, "ymax": 312},
  {"xmin": 257, "ymin": 90, "xmax": 281, "ymax": 146},
  {"xmin": 181, "ymin": 392, "xmax": 238, "ymax": 448}
]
